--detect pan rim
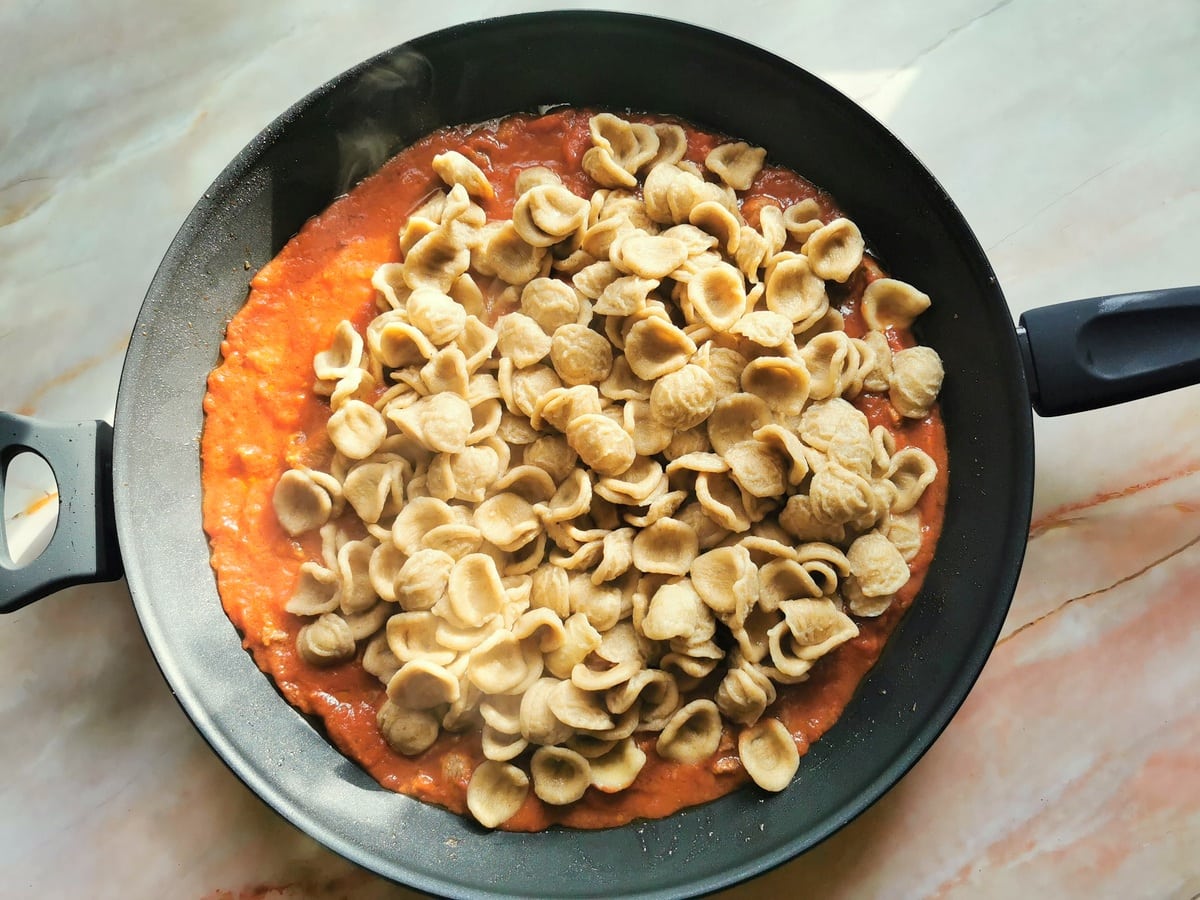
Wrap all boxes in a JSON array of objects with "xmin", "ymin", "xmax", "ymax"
[{"xmin": 113, "ymin": 10, "xmax": 1035, "ymax": 898}]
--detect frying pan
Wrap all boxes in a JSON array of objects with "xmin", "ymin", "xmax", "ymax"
[{"xmin": 2, "ymin": 12, "xmax": 1198, "ymax": 899}]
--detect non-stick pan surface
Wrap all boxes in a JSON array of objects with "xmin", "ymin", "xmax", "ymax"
[{"xmin": 110, "ymin": 12, "xmax": 1032, "ymax": 898}]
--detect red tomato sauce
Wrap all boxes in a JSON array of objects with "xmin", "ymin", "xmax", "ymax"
[{"xmin": 201, "ymin": 108, "xmax": 948, "ymax": 831}]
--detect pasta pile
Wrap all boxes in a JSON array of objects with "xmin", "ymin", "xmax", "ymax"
[{"xmin": 271, "ymin": 112, "xmax": 945, "ymax": 827}]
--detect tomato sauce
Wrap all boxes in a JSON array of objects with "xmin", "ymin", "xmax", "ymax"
[{"xmin": 201, "ymin": 108, "xmax": 948, "ymax": 831}]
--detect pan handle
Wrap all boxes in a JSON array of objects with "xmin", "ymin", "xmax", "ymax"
[
  {"xmin": 1017, "ymin": 285, "xmax": 1200, "ymax": 416},
  {"xmin": 0, "ymin": 413, "xmax": 124, "ymax": 612}
]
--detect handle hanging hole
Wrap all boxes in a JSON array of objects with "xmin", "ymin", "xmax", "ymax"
[{"xmin": 2, "ymin": 450, "xmax": 60, "ymax": 568}]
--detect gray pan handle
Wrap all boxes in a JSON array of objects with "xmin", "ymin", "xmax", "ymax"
[
  {"xmin": 0, "ymin": 413, "xmax": 124, "ymax": 612},
  {"xmin": 1017, "ymin": 285, "xmax": 1200, "ymax": 416}
]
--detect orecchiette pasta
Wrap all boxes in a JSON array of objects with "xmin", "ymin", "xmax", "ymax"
[
  {"xmin": 296, "ymin": 613, "xmax": 356, "ymax": 667},
  {"xmin": 513, "ymin": 184, "xmax": 590, "ymax": 247},
  {"xmin": 656, "ymin": 699, "xmax": 724, "ymax": 763},
  {"xmin": 531, "ymin": 745, "xmax": 592, "ymax": 805},
  {"xmin": 649, "ymin": 363, "xmax": 717, "ymax": 430},
  {"xmin": 432, "ymin": 150, "xmax": 494, "ymax": 200},
  {"xmin": 241, "ymin": 108, "xmax": 945, "ymax": 832},
  {"xmin": 550, "ymin": 323, "xmax": 614, "ymax": 385},
  {"xmin": 466, "ymin": 760, "xmax": 530, "ymax": 828},
  {"xmin": 737, "ymin": 717, "xmax": 799, "ymax": 791},
  {"xmin": 889, "ymin": 346, "xmax": 945, "ymax": 419},
  {"xmin": 327, "ymin": 399, "xmax": 388, "ymax": 460},
  {"xmin": 387, "ymin": 659, "xmax": 461, "ymax": 709},
  {"xmin": 861, "ymin": 277, "xmax": 932, "ymax": 331},
  {"xmin": 802, "ymin": 217, "xmax": 864, "ymax": 283},
  {"xmin": 273, "ymin": 469, "xmax": 336, "ymax": 536},
  {"xmin": 623, "ymin": 315, "xmax": 697, "ymax": 380},
  {"xmin": 716, "ymin": 654, "xmax": 777, "ymax": 725},
  {"xmin": 495, "ymin": 313, "xmax": 552, "ymax": 367},
  {"xmin": 587, "ymin": 738, "xmax": 648, "ymax": 793},
  {"xmin": 705, "ymin": 141, "xmax": 767, "ymax": 191},
  {"xmin": 377, "ymin": 700, "xmax": 441, "ymax": 756}
]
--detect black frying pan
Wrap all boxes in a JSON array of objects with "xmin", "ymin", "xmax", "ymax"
[{"xmin": 2, "ymin": 12, "xmax": 1198, "ymax": 899}]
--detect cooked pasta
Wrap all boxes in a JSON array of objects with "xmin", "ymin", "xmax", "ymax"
[{"xmin": 256, "ymin": 110, "xmax": 946, "ymax": 829}]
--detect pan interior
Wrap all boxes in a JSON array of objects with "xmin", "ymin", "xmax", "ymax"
[{"xmin": 112, "ymin": 12, "xmax": 1034, "ymax": 899}]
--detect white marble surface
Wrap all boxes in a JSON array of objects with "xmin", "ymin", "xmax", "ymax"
[{"xmin": 2, "ymin": 1, "xmax": 1199, "ymax": 897}]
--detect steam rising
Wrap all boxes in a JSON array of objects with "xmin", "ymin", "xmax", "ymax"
[{"xmin": 336, "ymin": 47, "xmax": 435, "ymax": 194}]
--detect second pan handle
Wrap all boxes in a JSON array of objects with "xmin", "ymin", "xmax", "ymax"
[
  {"xmin": 0, "ymin": 413, "xmax": 124, "ymax": 612},
  {"xmin": 1016, "ymin": 285, "xmax": 1200, "ymax": 416}
]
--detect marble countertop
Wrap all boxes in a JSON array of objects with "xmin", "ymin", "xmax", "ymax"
[{"xmin": 2, "ymin": 1, "xmax": 1198, "ymax": 897}]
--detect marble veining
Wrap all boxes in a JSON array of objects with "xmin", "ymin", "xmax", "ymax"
[{"xmin": 1, "ymin": 1, "xmax": 1197, "ymax": 898}]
